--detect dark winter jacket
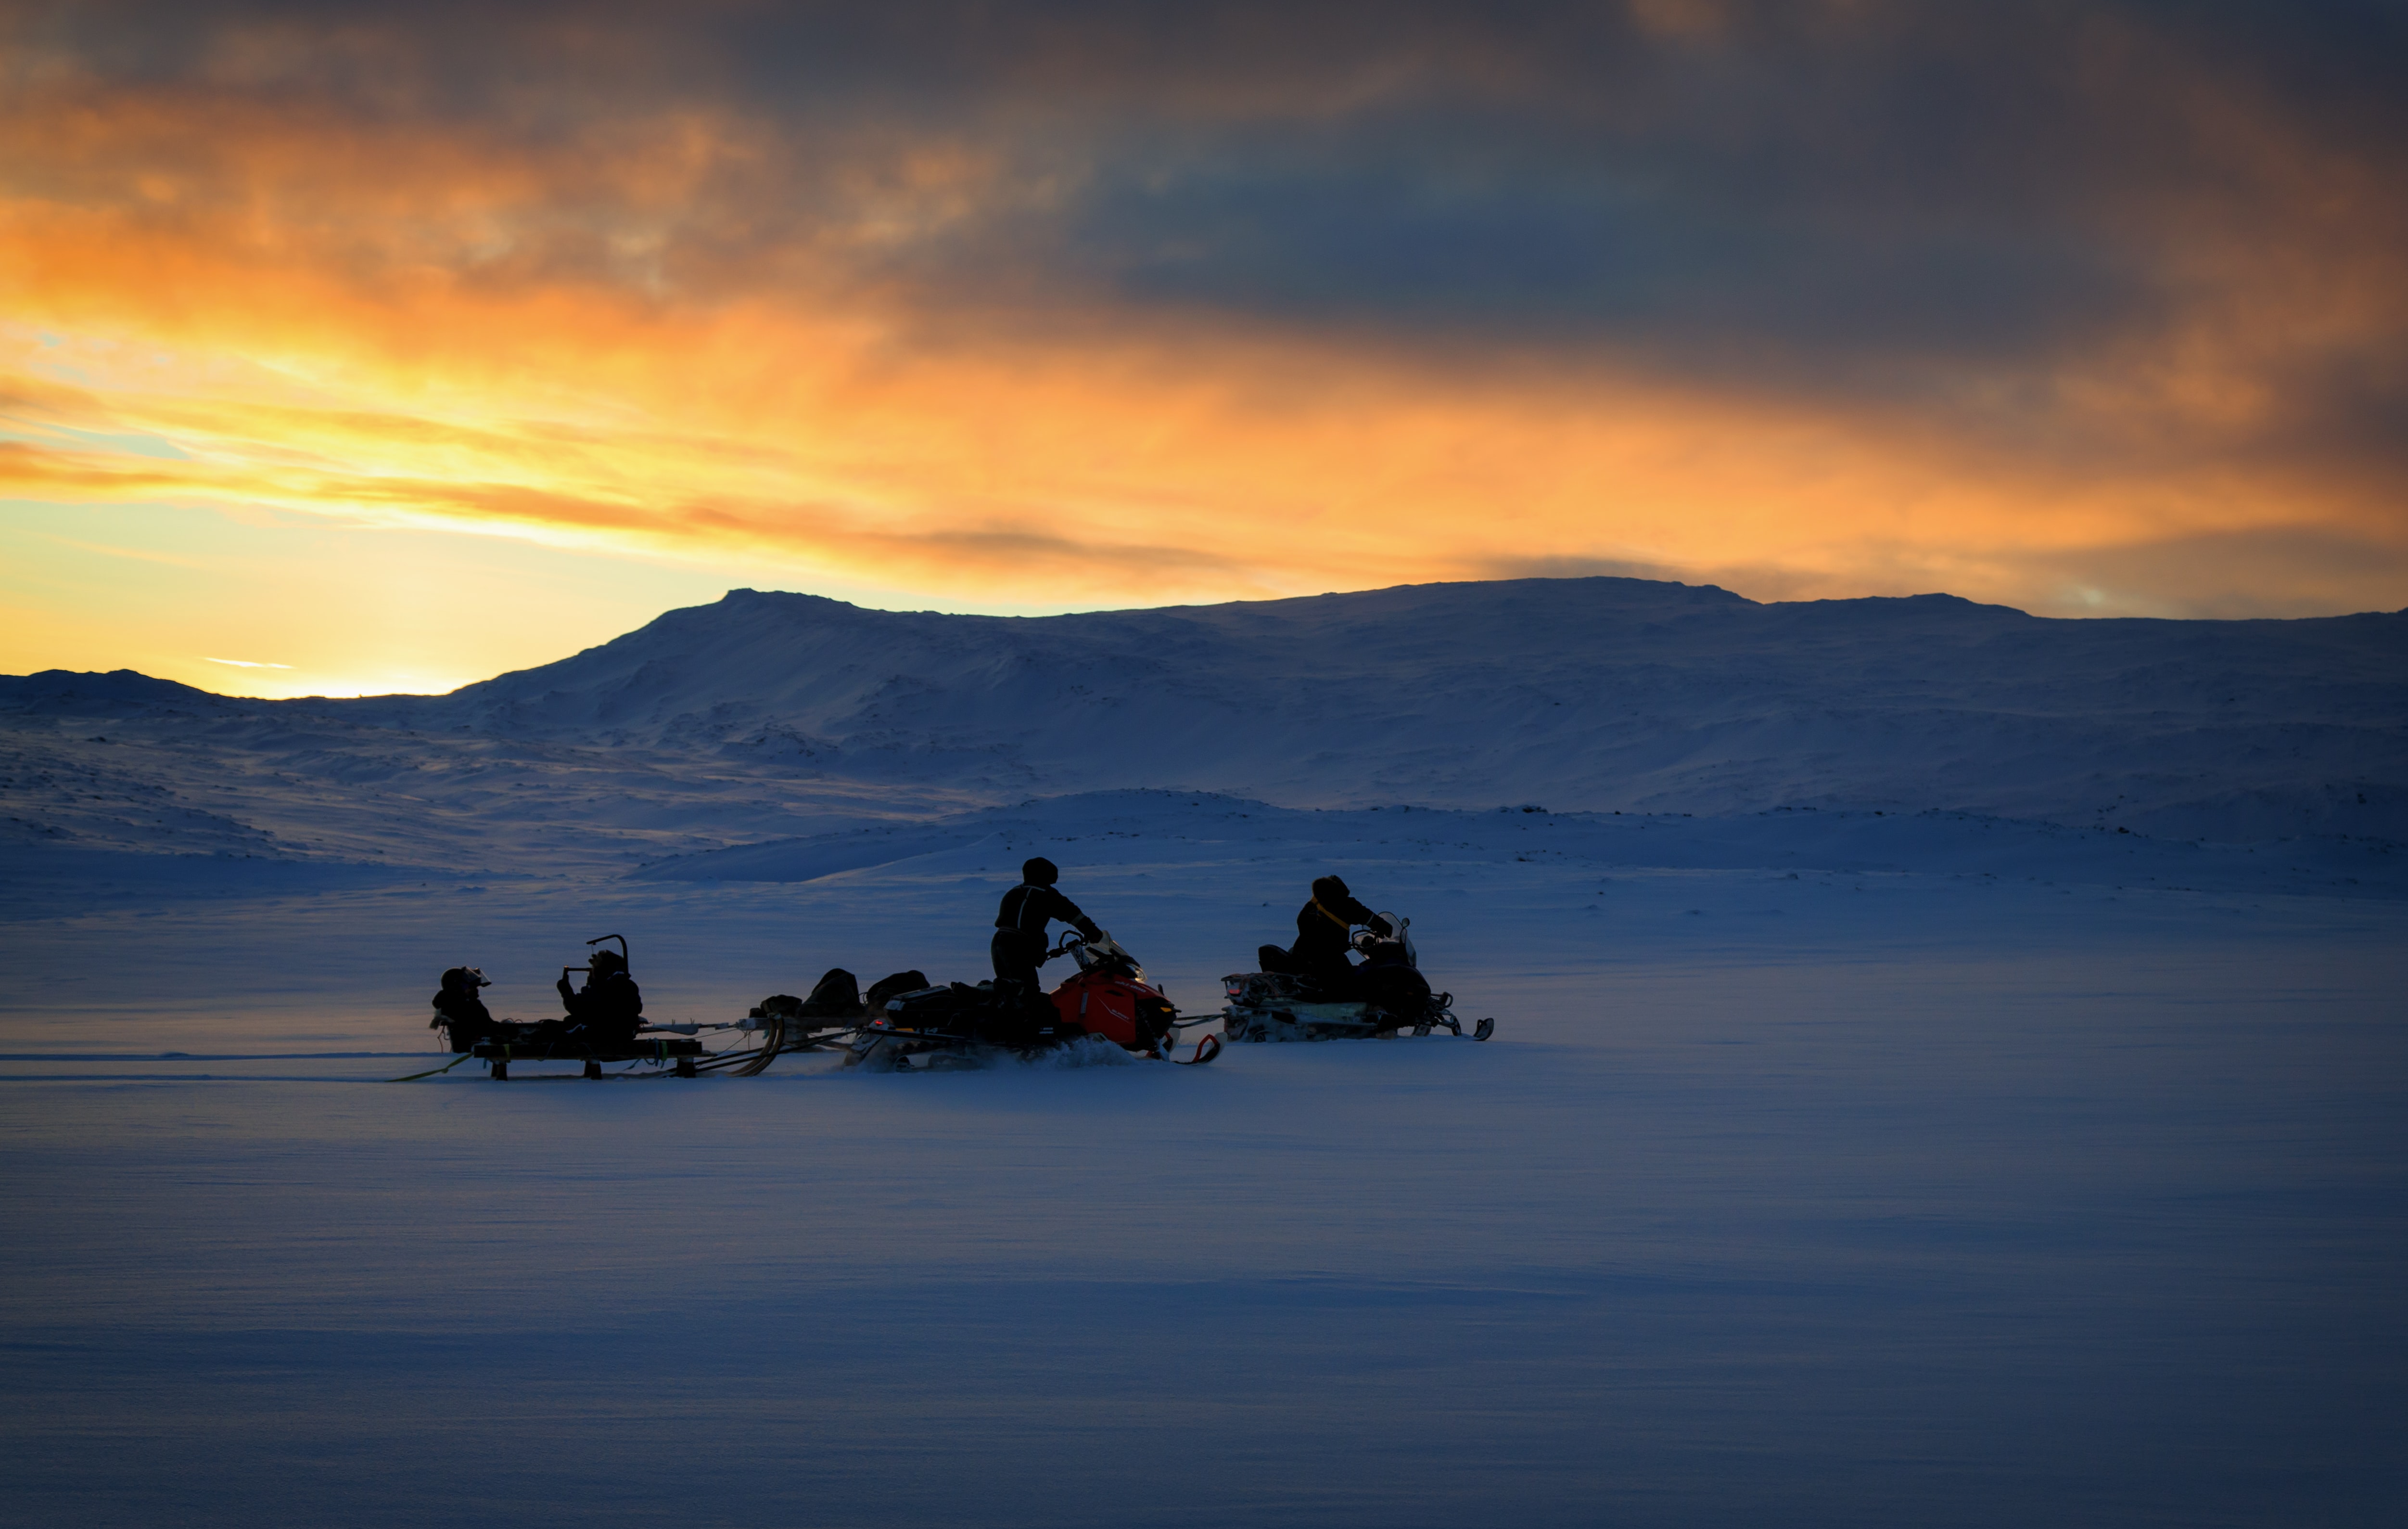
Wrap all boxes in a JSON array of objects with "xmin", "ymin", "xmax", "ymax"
[
  {"xmin": 556, "ymin": 969, "xmax": 644, "ymax": 1047},
  {"xmin": 1287, "ymin": 893, "xmax": 1385, "ymax": 980},
  {"xmin": 995, "ymin": 883, "xmax": 1101, "ymax": 944},
  {"xmin": 430, "ymin": 990, "xmax": 494, "ymax": 1051},
  {"xmin": 993, "ymin": 881, "xmax": 1102, "ymax": 990}
]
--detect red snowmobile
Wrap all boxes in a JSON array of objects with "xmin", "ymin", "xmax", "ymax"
[{"xmin": 850, "ymin": 930, "xmax": 1222, "ymax": 1070}]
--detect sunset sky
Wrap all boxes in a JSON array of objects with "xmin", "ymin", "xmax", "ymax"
[{"xmin": 4, "ymin": 0, "xmax": 2404, "ymax": 696}]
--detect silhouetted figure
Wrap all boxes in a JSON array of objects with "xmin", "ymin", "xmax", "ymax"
[
  {"xmin": 430, "ymin": 966, "xmax": 495, "ymax": 1052},
  {"xmin": 1258, "ymin": 874, "xmax": 1393, "ymax": 993},
  {"xmin": 556, "ymin": 947, "xmax": 643, "ymax": 1050},
  {"xmin": 992, "ymin": 857, "xmax": 1101, "ymax": 1036}
]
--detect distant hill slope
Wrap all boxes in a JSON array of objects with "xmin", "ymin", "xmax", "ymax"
[
  {"xmin": 4, "ymin": 578, "xmax": 2404, "ymax": 858},
  {"xmin": 405, "ymin": 577, "xmax": 2408, "ymax": 838}
]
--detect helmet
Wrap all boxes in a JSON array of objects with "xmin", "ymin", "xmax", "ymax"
[
  {"xmin": 1312, "ymin": 874, "xmax": 1351, "ymax": 901},
  {"xmin": 1022, "ymin": 857, "xmax": 1059, "ymax": 886},
  {"xmin": 441, "ymin": 965, "xmax": 490, "ymax": 992},
  {"xmin": 588, "ymin": 948, "xmax": 626, "ymax": 975}
]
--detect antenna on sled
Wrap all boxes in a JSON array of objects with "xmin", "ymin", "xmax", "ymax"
[{"xmin": 587, "ymin": 933, "xmax": 631, "ymax": 972}]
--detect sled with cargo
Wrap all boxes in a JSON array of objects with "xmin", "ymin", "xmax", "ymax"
[
  {"xmin": 415, "ymin": 934, "xmax": 866, "ymax": 1081},
  {"xmin": 414, "ymin": 926, "xmax": 1228, "ymax": 1081}
]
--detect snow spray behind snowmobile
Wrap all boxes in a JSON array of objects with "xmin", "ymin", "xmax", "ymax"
[
  {"xmin": 849, "ymin": 929, "xmax": 1221, "ymax": 1071},
  {"xmin": 1222, "ymin": 912, "xmax": 1494, "ymax": 1044}
]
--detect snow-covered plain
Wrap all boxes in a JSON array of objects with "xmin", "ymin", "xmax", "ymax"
[{"xmin": 3, "ymin": 578, "xmax": 2404, "ymax": 1527}]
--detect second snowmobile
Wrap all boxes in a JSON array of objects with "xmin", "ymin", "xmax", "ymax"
[{"xmin": 1221, "ymin": 912, "xmax": 1495, "ymax": 1044}]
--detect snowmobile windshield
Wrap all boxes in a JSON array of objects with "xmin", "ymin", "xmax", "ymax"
[{"xmin": 1073, "ymin": 933, "xmax": 1142, "ymax": 981}]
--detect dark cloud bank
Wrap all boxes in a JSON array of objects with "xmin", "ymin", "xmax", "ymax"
[{"xmin": 12, "ymin": 0, "xmax": 2408, "ymax": 600}]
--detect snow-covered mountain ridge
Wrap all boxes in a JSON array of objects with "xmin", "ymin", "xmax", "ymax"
[{"xmin": 3, "ymin": 576, "xmax": 2403, "ymax": 868}]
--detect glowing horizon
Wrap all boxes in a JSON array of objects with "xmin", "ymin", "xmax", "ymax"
[{"xmin": 5, "ymin": 2, "xmax": 2403, "ymax": 697}]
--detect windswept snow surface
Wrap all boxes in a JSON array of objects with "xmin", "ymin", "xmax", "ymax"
[{"xmin": 3, "ymin": 578, "xmax": 2406, "ymax": 1526}]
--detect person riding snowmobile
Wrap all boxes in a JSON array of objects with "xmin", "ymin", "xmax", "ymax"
[
  {"xmin": 430, "ymin": 966, "xmax": 495, "ymax": 1052},
  {"xmin": 554, "ymin": 946, "xmax": 644, "ymax": 1050},
  {"xmin": 992, "ymin": 857, "xmax": 1101, "ymax": 1038},
  {"xmin": 1259, "ymin": 874, "xmax": 1393, "ymax": 995}
]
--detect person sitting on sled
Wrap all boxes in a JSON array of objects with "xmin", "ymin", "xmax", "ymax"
[
  {"xmin": 430, "ymin": 965, "xmax": 496, "ymax": 1053},
  {"xmin": 555, "ymin": 946, "xmax": 644, "ymax": 1050},
  {"xmin": 993, "ymin": 857, "xmax": 1102, "ymax": 1012},
  {"xmin": 1259, "ymin": 874, "xmax": 1393, "ymax": 992}
]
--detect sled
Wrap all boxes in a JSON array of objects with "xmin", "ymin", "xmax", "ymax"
[{"xmin": 471, "ymin": 1032, "xmax": 707, "ymax": 1079}]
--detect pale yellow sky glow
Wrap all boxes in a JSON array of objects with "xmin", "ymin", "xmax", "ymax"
[{"xmin": 3, "ymin": 2, "xmax": 2402, "ymax": 696}]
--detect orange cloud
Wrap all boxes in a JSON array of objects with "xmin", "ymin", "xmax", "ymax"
[{"xmin": 3, "ymin": 15, "xmax": 2403, "ymax": 628}]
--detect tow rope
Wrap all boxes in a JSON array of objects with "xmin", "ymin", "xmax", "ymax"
[{"xmin": 387, "ymin": 1053, "xmax": 476, "ymax": 1083}]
